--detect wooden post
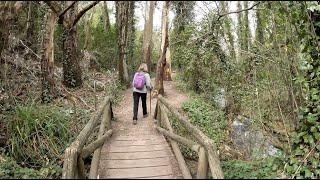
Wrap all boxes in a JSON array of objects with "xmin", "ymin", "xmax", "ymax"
[
  {"xmin": 62, "ymin": 97, "xmax": 111, "ymax": 179},
  {"xmin": 89, "ymin": 103, "xmax": 112, "ymax": 179},
  {"xmin": 159, "ymin": 95, "xmax": 224, "ymax": 179},
  {"xmin": 62, "ymin": 147, "xmax": 78, "ymax": 179},
  {"xmin": 196, "ymin": 146, "xmax": 208, "ymax": 179},
  {"xmin": 160, "ymin": 104, "xmax": 192, "ymax": 179},
  {"xmin": 156, "ymin": 101, "xmax": 161, "ymax": 127}
]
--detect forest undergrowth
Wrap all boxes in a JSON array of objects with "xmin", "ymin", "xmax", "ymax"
[{"xmin": 172, "ymin": 73, "xmax": 286, "ymax": 179}]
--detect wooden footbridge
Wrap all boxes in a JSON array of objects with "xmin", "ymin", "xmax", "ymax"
[{"xmin": 61, "ymin": 95, "xmax": 224, "ymax": 179}]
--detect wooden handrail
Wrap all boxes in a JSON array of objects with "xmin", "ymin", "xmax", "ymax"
[
  {"xmin": 62, "ymin": 96, "xmax": 114, "ymax": 179},
  {"xmin": 155, "ymin": 95, "xmax": 224, "ymax": 179},
  {"xmin": 157, "ymin": 104, "xmax": 192, "ymax": 179}
]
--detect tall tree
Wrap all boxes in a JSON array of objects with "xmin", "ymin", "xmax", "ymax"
[
  {"xmin": 237, "ymin": 1, "xmax": 244, "ymax": 59},
  {"xmin": 103, "ymin": 1, "xmax": 111, "ymax": 33},
  {"xmin": 171, "ymin": 1, "xmax": 195, "ymax": 70},
  {"xmin": 115, "ymin": 1, "xmax": 131, "ymax": 85},
  {"xmin": 255, "ymin": 1, "xmax": 264, "ymax": 45},
  {"xmin": 45, "ymin": 1, "xmax": 100, "ymax": 88},
  {"xmin": 25, "ymin": 1, "xmax": 39, "ymax": 51},
  {"xmin": 142, "ymin": 1, "xmax": 155, "ymax": 72},
  {"xmin": 84, "ymin": 12, "xmax": 93, "ymax": 50},
  {"xmin": 127, "ymin": 1, "xmax": 135, "ymax": 76},
  {"xmin": 243, "ymin": 1, "xmax": 251, "ymax": 52},
  {"xmin": 40, "ymin": 10, "xmax": 56, "ymax": 103},
  {"xmin": 220, "ymin": 1, "xmax": 236, "ymax": 61},
  {"xmin": 155, "ymin": 1, "xmax": 170, "ymax": 95}
]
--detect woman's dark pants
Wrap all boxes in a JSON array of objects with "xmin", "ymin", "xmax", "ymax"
[{"xmin": 133, "ymin": 92, "xmax": 147, "ymax": 120}]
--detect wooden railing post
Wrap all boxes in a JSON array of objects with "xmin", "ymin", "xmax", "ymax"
[
  {"xmin": 159, "ymin": 103, "xmax": 192, "ymax": 179},
  {"xmin": 196, "ymin": 146, "xmax": 208, "ymax": 179},
  {"xmin": 62, "ymin": 97, "xmax": 112, "ymax": 179},
  {"xmin": 62, "ymin": 147, "xmax": 78, "ymax": 179},
  {"xmin": 158, "ymin": 95, "xmax": 224, "ymax": 179},
  {"xmin": 156, "ymin": 101, "xmax": 161, "ymax": 127},
  {"xmin": 89, "ymin": 102, "xmax": 112, "ymax": 179}
]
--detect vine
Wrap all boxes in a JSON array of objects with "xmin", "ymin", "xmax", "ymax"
[{"xmin": 285, "ymin": 2, "xmax": 320, "ymax": 178}]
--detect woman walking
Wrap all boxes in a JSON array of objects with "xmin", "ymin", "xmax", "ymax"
[{"xmin": 132, "ymin": 63, "xmax": 153, "ymax": 125}]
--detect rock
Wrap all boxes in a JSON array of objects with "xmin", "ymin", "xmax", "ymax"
[{"xmin": 230, "ymin": 115, "xmax": 280, "ymax": 159}]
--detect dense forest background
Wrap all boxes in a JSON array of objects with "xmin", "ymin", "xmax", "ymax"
[{"xmin": 0, "ymin": 1, "xmax": 319, "ymax": 179}]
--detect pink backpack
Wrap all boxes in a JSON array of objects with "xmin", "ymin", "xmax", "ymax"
[{"xmin": 134, "ymin": 72, "xmax": 146, "ymax": 90}]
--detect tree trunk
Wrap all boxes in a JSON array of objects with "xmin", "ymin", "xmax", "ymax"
[
  {"xmin": 62, "ymin": 2, "xmax": 82, "ymax": 88},
  {"xmin": 255, "ymin": 2, "xmax": 264, "ymax": 45},
  {"xmin": 155, "ymin": 1, "xmax": 169, "ymax": 95},
  {"xmin": 163, "ymin": 34, "xmax": 172, "ymax": 81},
  {"xmin": 143, "ymin": 1, "xmax": 155, "ymax": 72},
  {"xmin": 116, "ymin": 1, "xmax": 130, "ymax": 85},
  {"xmin": 127, "ymin": 1, "xmax": 135, "ymax": 77},
  {"xmin": 220, "ymin": 1, "xmax": 236, "ymax": 61},
  {"xmin": 0, "ymin": 2, "xmax": 16, "ymax": 57},
  {"xmin": 161, "ymin": 0, "xmax": 172, "ymax": 80},
  {"xmin": 103, "ymin": 1, "xmax": 111, "ymax": 33},
  {"xmin": 243, "ymin": 1, "xmax": 251, "ymax": 52},
  {"xmin": 41, "ymin": 10, "xmax": 56, "ymax": 103},
  {"xmin": 44, "ymin": 1, "xmax": 99, "ymax": 88},
  {"xmin": 237, "ymin": 1, "xmax": 243, "ymax": 60},
  {"xmin": 25, "ymin": 1, "xmax": 38, "ymax": 50},
  {"xmin": 84, "ymin": 12, "xmax": 93, "ymax": 50}
]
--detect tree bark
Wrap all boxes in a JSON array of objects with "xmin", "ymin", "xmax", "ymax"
[
  {"xmin": 116, "ymin": 1, "xmax": 130, "ymax": 85},
  {"xmin": 237, "ymin": 1, "xmax": 243, "ymax": 60},
  {"xmin": 255, "ymin": 2, "xmax": 264, "ymax": 45},
  {"xmin": 243, "ymin": 1, "xmax": 251, "ymax": 52},
  {"xmin": 61, "ymin": 1, "xmax": 82, "ymax": 88},
  {"xmin": 45, "ymin": 1, "xmax": 100, "ymax": 88},
  {"xmin": 84, "ymin": 12, "xmax": 93, "ymax": 50},
  {"xmin": 41, "ymin": 10, "xmax": 56, "ymax": 103},
  {"xmin": 155, "ymin": 1, "xmax": 169, "ymax": 95},
  {"xmin": 220, "ymin": 1, "xmax": 236, "ymax": 61},
  {"xmin": 103, "ymin": 1, "xmax": 111, "ymax": 33},
  {"xmin": 143, "ymin": 1, "xmax": 155, "ymax": 72},
  {"xmin": 163, "ymin": 37, "xmax": 172, "ymax": 81},
  {"xmin": 162, "ymin": 1, "xmax": 172, "ymax": 81}
]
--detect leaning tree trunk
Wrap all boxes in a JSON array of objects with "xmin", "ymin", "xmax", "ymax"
[
  {"xmin": 41, "ymin": 10, "xmax": 56, "ymax": 103},
  {"xmin": 62, "ymin": 2, "xmax": 82, "ymax": 88},
  {"xmin": 155, "ymin": 1, "xmax": 169, "ymax": 95},
  {"xmin": 143, "ymin": 1, "xmax": 155, "ymax": 72}
]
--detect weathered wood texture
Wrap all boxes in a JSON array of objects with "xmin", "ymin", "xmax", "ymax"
[
  {"xmin": 62, "ymin": 97, "xmax": 113, "ymax": 179},
  {"xmin": 158, "ymin": 95, "xmax": 224, "ymax": 179},
  {"xmin": 98, "ymin": 99, "xmax": 182, "ymax": 179},
  {"xmin": 157, "ymin": 104, "xmax": 192, "ymax": 179}
]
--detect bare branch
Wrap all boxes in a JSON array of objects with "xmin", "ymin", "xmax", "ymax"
[
  {"xmin": 217, "ymin": 2, "xmax": 261, "ymax": 21},
  {"xmin": 43, "ymin": 1, "xmax": 62, "ymax": 15},
  {"xmin": 58, "ymin": 1, "xmax": 76, "ymax": 19},
  {"xmin": 72, "ymin": 1, "xmax": 100, "ymax": 28}
]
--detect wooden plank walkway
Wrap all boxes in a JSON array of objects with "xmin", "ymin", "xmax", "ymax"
[{"xmin": 98, "ymin": 88, "xmax": 183, "ymax": 179}]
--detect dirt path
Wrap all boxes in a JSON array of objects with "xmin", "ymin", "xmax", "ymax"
[{"xmin": 98, "ymin": 75, "xmax": 190, "ymax": 179}]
